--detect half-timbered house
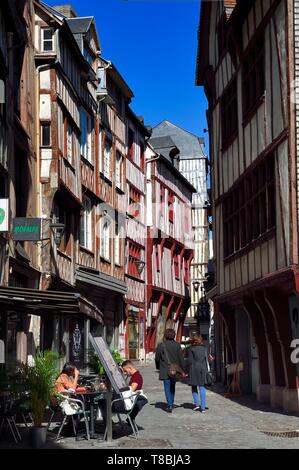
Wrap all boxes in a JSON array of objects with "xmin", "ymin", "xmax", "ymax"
[
  {"xmin": 145, "ymin": 137, "xmax": 195, "ymax": 358},
  {"xmin": 0, "ymin": 0, "xmax": 41, "ymax": 367},
  {"xmin": 151, "ymin": 121, "xmax": 209, "ymax": 340},
  {"xmin": 197, "ymin": 0, "xmax": 299, "ymax": 411},
  {"xmin": 78, "ymin": 58, "xmax": 134, "ymax": 356},
  {"xmin": 34, "ymin": 2, "xmax": 104, "ymax": 367},
  {"xmin": 124, "ymin": 108, "xmax": 151, "ymax": 361}
]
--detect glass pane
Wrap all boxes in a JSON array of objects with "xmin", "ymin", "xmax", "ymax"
[
  {"xmin": 43, "ymin": 29, "xmax": 52, "ymax": 40},
  {"xmin": 41, "ymin": 124, "xmax": 50, "ymax": 146},
  {"xmin": 43, "ymin": 40, "xmax": 53, "ymax": 52}
]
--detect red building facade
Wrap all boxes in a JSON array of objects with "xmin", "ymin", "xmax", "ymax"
[{"xmin": 145, "ymin": 138, "xmax": 195, "ymax": 357}]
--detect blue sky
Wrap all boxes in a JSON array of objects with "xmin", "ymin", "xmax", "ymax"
[{"xmin": 47, "ymin": 0, "xmax": 208, "ymax": 150}]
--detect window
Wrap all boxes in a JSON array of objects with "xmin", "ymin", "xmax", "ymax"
[
  {"xmin": 41, "ymin": 123, "xmax": 51, "ymax": 147},
  {"xmin": 155, "ymin": 245, "xmax": 160, "ymax": 272},
  {"xmin": 114, "ymin": 218, "xmax": 121, "ymax": 265},
  {"xmin": 101, "ymin": 218, "xmax": 110, "ymax": 260},
  {"xmin": 128, "ymin": 241, "xmax": 141, "ymax": 278},
  {"xmin": 223, "ymin": 154, "xmax": 275, "ymax": 258},
  {"xmin": 98, "ymin": 128, "xmax": 102, "ymax": 173},
  {"xmin": 160, "ymin": 186, "xmax": 165, "ymax": 222},
  {"xmin": 86, "ymin": 115, "xmax": 92, "ymax": 162},
  {"xmin": 243, "ymin": 35, "xmax": 265, "ymax": 117},
  {"xmin": 66, "ymin": 125, "xmax": 73, "ymax": 162},
  {"xmin": 174, "ymin": 253, "xmax": 180, "ymax": 279},
  {"xmin": 168, "ymin": 192, "xmax": 174, "ymax": 223},
  {"xmin": 81, "ymin": 110, "xmax": 92, "ymax": 162},
  {"xmin": 84, "ymin": 46, "xmax": 95, "ymax": 70},
  {"xmin": 140, "ymin": 142, "xmax": 145, "ymax": 171},
  {"xmin": 104, "ymin": 139, "xmax": 112, "ymax": 179},
  {"xmin": 41, "ymin": 28, "xmax": 54, "ymax": 52},
  {"xmin": 115, "ymin": 151, "xmax": 123, "ymax": 189},
  {"xmin": 128, "ymin": 186, "xmax": 141, "ymax": 219},
  {"xmin": 128, "ymin": 128, "xmax": 134, "ymax": 160},
  {"xmin": 80, "ymin": 196, "xmax": 92, "ymax": 250},
  {"xmin": 221, "ymin": 78, "xmax": 238, "ymax": 147}
]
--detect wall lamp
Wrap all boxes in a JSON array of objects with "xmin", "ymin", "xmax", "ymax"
[
  {"xmin": 50, "ymin": 222, "xmax": 65, "ymax": 247},
  {"xmin": 134, "ymin": 260, "xmax": 145, "ymax": 275}
]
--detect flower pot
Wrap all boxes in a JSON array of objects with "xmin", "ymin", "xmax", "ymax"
[{"xmin": 29, "ymin": 426, "xmax": 47, "ymax": 449}]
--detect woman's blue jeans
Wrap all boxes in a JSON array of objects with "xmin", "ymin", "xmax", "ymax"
[
  {"xmin": 192, "ymin": 385, "xmax": 206, "ymax": 410},
  {"xmin": 163, "ymin": 379, "xmax": 176, "ymax": 407}
]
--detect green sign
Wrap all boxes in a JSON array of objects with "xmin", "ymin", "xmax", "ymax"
[
  {"xmin": 0, "ymin": 199, "xmax": 9, "ymax": 232},
  {"xmin": 12, "ymin": 218, "xmax": 41, "ymax": 241}
]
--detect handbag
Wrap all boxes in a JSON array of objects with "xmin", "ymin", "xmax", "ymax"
[
  {"xmin": 163, "ymin": 343, "xmax": 185, "ymax": 382},
  {"xmin": 205, "ymin": 353, "xmax": 213, "ymax": 386},
  {"xmin": 205, "ymin": 371, "xmax": 213, "ymax": 386}
]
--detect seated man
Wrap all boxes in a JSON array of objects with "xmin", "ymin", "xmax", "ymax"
[{"xmin": 119, "ymin": 360, "xmax": 148, "ymax": 421}]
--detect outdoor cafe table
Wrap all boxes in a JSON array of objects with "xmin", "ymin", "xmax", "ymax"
[{"xmin": 75, "ymin": 390, "xmax": 108, "ymax": 440}]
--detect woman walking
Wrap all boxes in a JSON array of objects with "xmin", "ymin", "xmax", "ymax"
[
  {"xmin": 186, "ymin": 334, "xmax": 212, "ymax": 413},
  {"xmin": 155, "ymin": 328, "xmax": 186, "ymax": 413}
]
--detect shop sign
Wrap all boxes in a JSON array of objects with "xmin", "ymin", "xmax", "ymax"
[
  {"xmin": 0, "ymin": 199, "xmax": 9, "ymax": 232},
  {"xmin": 12, "ymin": 218, "xmax": 41, "ymax": 241}
]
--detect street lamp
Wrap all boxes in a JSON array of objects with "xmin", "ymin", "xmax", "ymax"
[{"xmin": 50, "ymin": 222, "xmax": 65, "ymax": 247}]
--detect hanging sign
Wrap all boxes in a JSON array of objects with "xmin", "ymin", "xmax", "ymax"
[
  {"xmin": 0, "ymin": 199, "xmax": 9, "ymax": 232},
  {"xmin": 12, "ymin": 218, "xmax": 41, "ymax": 241}
]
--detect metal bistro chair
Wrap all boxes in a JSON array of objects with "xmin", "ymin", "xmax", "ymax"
[
  {"xmin": 55, "ymin": 392, "xmax": 90, "ymax": 441},
  {"xmin": 104, "ymin": 391, "xmax": 141, "ymax": 440},
  {"xmin": 0, "ymin": 393, "xmax": 21, "ymax": 444}
]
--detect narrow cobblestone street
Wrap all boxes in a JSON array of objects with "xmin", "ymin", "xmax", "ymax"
[{"xmin": 2, "ymin": 363, "xmax": 299, "ymax": 450}]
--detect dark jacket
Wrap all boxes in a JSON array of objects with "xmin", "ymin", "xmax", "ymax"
[
  {"xmin": 185, "ymin": 344, "xmax": 208, "ymax": 386},
  {"xmin": 155, "ymin": 339, "xmax": 186, "ymax": 380}
]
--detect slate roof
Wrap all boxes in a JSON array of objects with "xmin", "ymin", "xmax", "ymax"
[
  {"xmin": 39, "ymin": 1, "xmax": 66, "ymax": 22},
  {"xmin": 151, "ymin": 121, "xmax": 206, "ymax": 160},
  {"xmin": 148, "ymin": 136, "xmax": 179, "ymax": 163},
  {"xmin": 66, "ymin": 17, "xmax": 93, "ymax": 35}
]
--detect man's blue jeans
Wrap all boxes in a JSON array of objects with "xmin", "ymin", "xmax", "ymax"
[
  {"xmin": 192, "ymin": 385, "xmax": 206, "ymax": 410},
  {"xmin": 163, "ymin": 378, "xmax": 176, "ymax": 407}
]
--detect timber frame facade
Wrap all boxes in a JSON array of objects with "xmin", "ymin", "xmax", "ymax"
[
  {"xmin": 197, "ymin": 0, "xmax": 299, "ymax": 412},
  {"xmin": 145, "ymin": 139, "xmax": 195, "ymax": 358},
  {"xmin": 124, "ymin": 108, "xmax": 150, "ymax": 361},
  {"xmin": 151, "ymin": 121, "xmax": 209, "ymax": 339}
]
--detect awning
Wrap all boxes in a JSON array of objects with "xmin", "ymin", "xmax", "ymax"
[
  {"xmin": 76, "ymin": 267, "xmax": 127, "ymax": 295},
  {"xmin": 0, "ymin": 286, "xmax": 103, "ymax": 323}
]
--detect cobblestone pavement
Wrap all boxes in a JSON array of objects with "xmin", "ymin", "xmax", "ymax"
[{"xmin": 1, "ymin": 363, "xmax": 299, "ymax": 449}]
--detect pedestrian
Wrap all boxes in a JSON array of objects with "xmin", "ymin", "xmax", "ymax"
[
  {"xmin": 155, "ymin": 328, "xmax": 186, "ymax": 413},
  {"xmin": 185, "ymin": 333, "xmax": 212, "ymax": 413}
]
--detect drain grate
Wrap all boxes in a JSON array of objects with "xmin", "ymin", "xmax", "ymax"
[
  {"xmin": 119, "ymin": 439, "xmax": 172, "ymax": 448},
  {"xmin": 261, "ymin": 430, "xmax": 299, "ymax": 438}
]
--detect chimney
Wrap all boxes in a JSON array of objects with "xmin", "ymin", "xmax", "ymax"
[{"xmin": 52, "ymin": 4, "xmax": 78, "ymax": 18}]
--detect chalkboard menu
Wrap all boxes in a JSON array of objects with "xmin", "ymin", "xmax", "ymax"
[{"xmin": 88, "ymin": 333, "xmax": 129, "ymax": 394}]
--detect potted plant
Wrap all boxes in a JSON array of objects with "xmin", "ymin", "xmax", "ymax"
[
  {"xmin": 21, "ymin": 350, "xmax": 59, "ymax": 448},
  {"xmin": 89, "ymin": 349, "xmax": 124, "ymax": 382}
]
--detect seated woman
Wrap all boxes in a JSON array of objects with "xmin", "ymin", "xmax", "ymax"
[{"xmin": 55, "ymin": 363, "xmax": 86, "ymax": 394}]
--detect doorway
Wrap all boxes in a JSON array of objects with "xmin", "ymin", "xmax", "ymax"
[{"xmin": 128, "ymin": 309, "xmax": 139, "ymax": 360}]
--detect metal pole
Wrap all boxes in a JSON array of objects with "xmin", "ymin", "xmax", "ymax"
[{"xmin": 106, "ymin": 379, "xmax": 113, "ymax": 442}]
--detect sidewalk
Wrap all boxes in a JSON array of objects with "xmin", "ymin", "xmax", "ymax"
[{"xmin": 1, "ymin": 363, "xmax": 299, "ymax": 449}]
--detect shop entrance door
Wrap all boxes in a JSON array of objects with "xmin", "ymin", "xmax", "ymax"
[{"xmin": 128, "ymin": 310, "xmax": 139, "ymax": 360}]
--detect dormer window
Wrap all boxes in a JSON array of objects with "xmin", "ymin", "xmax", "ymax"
[{"xmin": 41, "ymin": 28, "xmax": 54, "ymax": 52}]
